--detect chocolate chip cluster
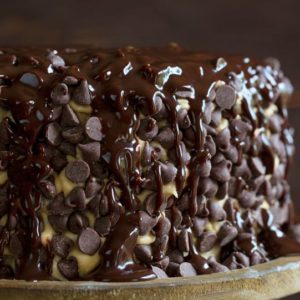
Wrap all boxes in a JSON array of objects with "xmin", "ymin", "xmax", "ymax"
[{"xmin": 0, "ymin": 47, "xmax": 297, "ymax": 281}]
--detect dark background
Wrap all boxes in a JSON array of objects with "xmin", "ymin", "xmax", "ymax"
[
  {"xmin": 1, "ymin": 0, "xmax": 299, "ymax": 89},
  {"xmin": 0, "ymin": 1, "xmax": 300, "ymax": 298}
]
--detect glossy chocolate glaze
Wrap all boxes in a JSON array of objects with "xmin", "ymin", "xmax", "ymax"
[{"xmin": 0, "ymin": 45, "xmax": 298, "ymax": 281}]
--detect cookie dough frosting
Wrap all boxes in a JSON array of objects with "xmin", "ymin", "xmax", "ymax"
[{"xmin": 0, "ymin": 45, "xmax": 299, "ymax": 281}]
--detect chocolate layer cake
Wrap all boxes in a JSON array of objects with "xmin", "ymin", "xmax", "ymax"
[{"xmin": 0, "ymin": 45, "xmax": 299, "ymax": 281}]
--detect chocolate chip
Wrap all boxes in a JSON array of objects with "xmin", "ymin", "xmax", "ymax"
[
  {"xmin": 238, "ymin": 189, "xmax": 256, "ymax": 208},
  {"xmin": 39, "ymin": 180, "xmax": 57, "ymax": 199},
  {"xmin": 62, "ymin": 126, "xmax": 84, "ymax": 144},
  {"xmin": 78, "ymin": 142, "xmax": 101, "ymax": 163},
  {"xmin": 231, "ymin": 119, "xmax": 252, "ymax": 141},
  {"xmin": 178, "ymin": 229, "xmax": 190, "ymax": 252},
  {"xmin": 153, "ymin": 234, "xmax": 169, "ymax": 261},
  {"xmin": 151, "ymin": 266, "xmax": 168, "ymax": 278},
  {"xmin": 85, "ymin": 178, "xmax": 101, "ymax": 198},
  {"xmin": 198, "ymin": 232, "xmax": 217, "ymax": 252},
  {"xmin": 210, "ymin": 110, "xmax": 222, "ymax": 127},
  {"xmin": 78, "ymin": 227, "xmax": 101, "ymax": 255},
  {"xmin": 48, "ymin": 215, "xmax": 69, "ymax": 232},
  {"xmin": 203, "ymin": 124, "xmax": 215, "ymax": 136},
  {"xmin": 179, "ymin": 141, "xmax": 191, "ymax": 164},
  {"xmin": 249, "ymin": 157, "xmax": 266, "ymax": 176},
  {"xmin": 212, "ymin": 152, "xmax": 225, "ymax": 165},
  {"xmin": 155, "ymin": 127, "xmax": 175, "ymax": 149},
  {"xmin": 85, "ymin": 117, "xmax": 103, "ymax": 141},
  {"xmin": 218, "ymin": 221, "xmax": 238, "ymax": 246},
  {"xmin": 223, "ymin": 252, "xmax": 250, "ymax": 270},
  {"xmin": 181, "ymin": 213, "xmax": 192, "ymax": 228},
  {"xmin": 68, "ymin": 212, "xmax": 89, "ymax": 234},
  {"xmin": 155, "ymin": 216, "xmax": 171, "ymax": 237},
  {"xmin": 20, "ymin": 72, "xmax": 39, "ymax": 87},
  {"xmin": 192, "ymin": 217, "xmax": 207, "ymax": 237},
  {"xmin": 97, "ymin": 194, "xmax": 109, "ymax": 216},
  {"xmin": 51, "ymin": 234, "xmax": 74, "ymax": 257},
  {"xmin": 208, "ymin": 200, "xmax": 227, "ymax": 221},
  {"xmin": 51, "ymin": 83, "xmax": 70, "ymax": 105},
  {"xmin": 144, "ymin": 193, "xmax": 159, "ymax": 216},
  {"xmin": 48, "ymin": 51, "xmax": 65, "ymax": 68},
  {"xmin": 207, "ymin": 256, "xmax": 229, "ymax": 273},
  {"xmin": 65, "ymin": 160, "xmax": 90, "ymax": 183},
  {"xmin": 203, "ymin": 102, "xmax": 214, "ymax": 124},
  {"xmin": 195, "ymin": 156, "xmax": 211, "ymax": 178},
  {"xmin": 217, "ymin": 182, "xmax": 228, "ymax": 200},
  {"xmin": 63, "ymin": 76, "xmax": 79, "ymax": 86},
  {"xmin": 207, "ymin": 88, "xmax": 216, "ymax": 101},
  {"xmin": 138, "ymin": 211, "xmax": 158, "ymax": 235},
  {"xmin": 215, "ymin": 128, "xmax": 231, "ymax": 151},
  {"xmin": 251, "ymin": 251, "xmax": 267, "ymax": 266},
  {"xmin": 177, "ymin": 109, "xmax": 191, "ymax": 129},
  {"xmin": 137, "ymin": 117, "xmax": 158, "ymax": 140},
  {"xmin": 205, "ymin": 135, "xmax": 216, "ymax": 156},
  {"xmin": 172, "ymin": 206, "xmax": 183, "ymax": 228},
  {"xmin": 152, "ymin": 93, "xmax": 166, "ymax": 116},
  {"xmin": 73, "ymin": 80, "xmax": 91, "ymax": 105},
  {"xmin": 159, "ymin": 162, "xmax": 177, "ymax": 184},
  {"xmin": 51, "ymin": 155, "xmax": 68, "ymax": 173},
  {"xmin": 177, "ymin": 193, "xmax": 189, "ymax": 211},
  {"xmin": 215, "ymin": 85, "xmax": 236, "ymax": 110},
  {"xmin": 59, "ymin": 141, "xmax": 76, "ymax": 156},
  {"xmin": 90, "ymin": 162, "xmax": 109, "ymax": 180},
  {"xmin": 65, "ymin": 187, "xmax": 86, "ymax": 210},
  {"xmin": 224, "ymin": 145, "xmax": 239, "ymax": 163},
  {"xmin": 47, "ymin": 193, "xmax": 73, "ymax": 215},
  {"xmin": 94, "ymin": 216, "xmax": 111, "ymax": 236},
  {"xmin": 9, "ymin": 235, "xmax": 23, "ymax": 256},
  {"xmin": 61, "ymin": 104, "xmax": 80, "ymax": 127},
  {"xmin": 166, "ymin": 262, "xmax": 180, "ymax": 277},
  {"xmin": 58, "ymin": 256, "xmax": 78, "ymax": 279},
  {"xmin": 198, "ymin": 177, "xmax": 218, "ymax": 198},
  {"xmin": 179, "ymin": 262, "xmax": 197, "ymax": 277},
  {"xmin": 134, "ymin": 245, "xmax": 152, "ymax": 263},
  {"xmin": 232, "ymin": 158, "xmax": 251, "ymax": 179},
  {"xmin": 182, "ymin": 127, "xmax": 195, "ymax": 147},
  {"xmin": 152, "ymin": 256, "xmax": 170, "ymax": 271},
  {"xmin": 169, "ymin": 250, "xmax": 184, "ymax": 263},
  {"xmin": 45, "ymin": 122, "xmax": 61, "ymax": 146},
  {"xmin": 197, "ymin": 195, "xmax": 209, "ymax": 218},
  {"xmin": 211, "ymin": 160, "xmax": 232, "ymax": 183}
]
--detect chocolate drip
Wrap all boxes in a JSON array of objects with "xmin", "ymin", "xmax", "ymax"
[
  {"xmin": 93, "ymin": 213, "xmax": 156, "ymax": 281},
  {"xmin": 3, "ymin": 79, "xmax": 53, "ymax": 279}
]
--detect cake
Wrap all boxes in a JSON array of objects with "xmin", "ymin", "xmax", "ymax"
[{"xmin": 0, "ymin": 45, "xmax": 299, "ymax": 281}]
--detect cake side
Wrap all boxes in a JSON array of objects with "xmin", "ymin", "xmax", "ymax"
[{"xmin": 0, "ymin": 46, "xmax": 298, "ymax": 281}]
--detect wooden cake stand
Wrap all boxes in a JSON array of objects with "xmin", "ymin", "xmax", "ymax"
[{"xmin": 0, "ymin": 256, "xmax": 299, "ymax": 300}]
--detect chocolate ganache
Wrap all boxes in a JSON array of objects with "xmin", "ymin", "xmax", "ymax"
[{"xmin": 0, "ymin": 45, "xmax": 299, "ymax": 281}]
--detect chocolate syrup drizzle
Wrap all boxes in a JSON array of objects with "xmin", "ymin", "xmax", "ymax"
[{"xmin": 0, "ymin": 46, "xmax": 299, "ymax": 281}]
